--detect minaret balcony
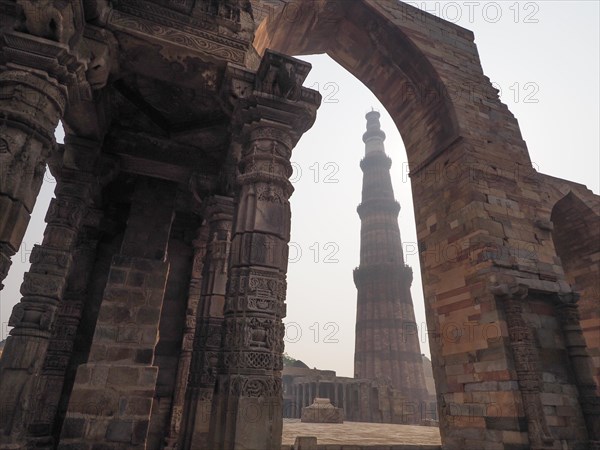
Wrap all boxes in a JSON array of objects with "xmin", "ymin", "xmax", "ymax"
[
  {"xmin": 362, "ymin": 128, "xmax": 387, "ymax": 143},
  {"xmin": 357, "ymin": 198, "xmax": 401, "ymax": 218},
  {"xmin": 360, "ymin": 152, "xmax": 392, "ymax": 171},
  {"xmin": 353, "ymin": 263, "xmax": 413, "ymax": 287}
]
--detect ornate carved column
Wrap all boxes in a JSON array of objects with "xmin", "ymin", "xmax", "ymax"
[
  {"xmin": 208, "ymin": 124, "xmax": 291, "ymax": 450},
  {"xmin": 0, "ymin": 152, "xmax": 96, "ymax": 442},
  {"xmin": 208, "ymin": 51, "xmax": 320, "ymax": 450},
  {"xmin": 163, "ymin": 223, "xmax": 209, "ymax": 450},
  {"xmin": 57, "ymin": 178, "xmax": 176, "ymax": 450},
  {"xmin": 491, "ymin": 283, "xmax": 554, "ymax": 450},
  {"xmin": 0, "ymin": 2, "xmax": 89, "ymax": 289},
  {"xmin": 0, "ymin": 69, "xmax": 65, "ymax": 288},
  {"xmin": 22, "ymin": 135, "xmax": 112, "ymax": 448},
  {"xmin": 181, "ymin": 196, "xmax": 234, "ymax": 450},
  {"xmin": 554, "ymin": 293, "xmax": 600, "ymax": 447},
  {"xmin": 25, "ymin": 207, "xmax": 104, "ymax": 449}
]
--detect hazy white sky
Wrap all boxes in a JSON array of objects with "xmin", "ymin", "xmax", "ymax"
[{"xmin": 1, "ymin": 2, "xmax": 598, "ymax": 379}]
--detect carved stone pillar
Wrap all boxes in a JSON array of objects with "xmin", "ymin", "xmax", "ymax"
[
  {"xmin": 0, "ymin": 160, "xmax": 95, "ymax": 442},
  {"xmin": 555, "ymin": 293, "xmax": 600, "ymax": 447},
  {"xmin": 207, "ymin": 124, "xmax": 292, "ymax": 450},
  {"xmin": 57, "ymin": 178, "xmax": 176, "ymax": 450},
  {"xmin": 0, "ymin": 68, "xmax": 67, "ymax": 289},
  {"xmin": 204, "ymin": 51, "xmax": 319, "ymax": 450},
  {"xmin": 292, "ymin": 386, "xmax": 296, "ymax": 418},
  {"xmin": 304, "ymin": 384, "xmax": 308, "ymax": 410},
  {"xmin": 0, "ymin": 2, "xmax": 89, "ymax": 289},
  {"xmin": 163, "ymin": 223, "xmax": 209, "ymax": 450},
  {"xmin": 25, "ymin": 203, "xmax": 104, "ymax": 448},
  {"xmin": 491, "ymin": 283, "xmax": 554, "ymax": 450},
  {"xmin": 334, "ymin": 382, "xmax": 338, "ymax": 407},
  {"xmin": 181, "ymin": 196, "xmax": 234, "ymax": 450}
]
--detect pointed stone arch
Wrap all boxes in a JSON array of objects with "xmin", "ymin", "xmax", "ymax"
[
  {"xmin": 253, "ymin": 0, "xmax": 462, "ymax": 167},
  {"xmin": 551, "ymin": 191, "xmax": 600, "ymax": 392},
  {"xmin": 251, "ymin": 1, "xmax": 600, "ymax": 448}
]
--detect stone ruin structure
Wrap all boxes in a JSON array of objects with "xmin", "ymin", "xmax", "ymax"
[
  {"xmin": 0, "ymin": 1, "xmax": 598, "ymax": 449},
  {"xmin": 282, "ymin": 359, "xmax": 438, "ymax": 424},
  {"xmin": 300, "ymin": 398, "xmax": 343, "ymax": 424}
]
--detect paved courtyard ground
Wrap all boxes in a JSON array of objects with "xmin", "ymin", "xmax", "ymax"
[{"xmin": 282, "ymin": 419, "xmax": 442, "ymax": 446}]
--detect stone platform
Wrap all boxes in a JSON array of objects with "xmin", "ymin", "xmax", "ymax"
[{"xmin": 282, "ymin": 419, "xmax": 441, "ymax": 449}]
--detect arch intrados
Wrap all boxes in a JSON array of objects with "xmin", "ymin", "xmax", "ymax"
[
  {"xmin": 551, "ymin": 191, "xmax": 599, "ymax": 223},
  {"xmin": 253, "ymin": 0, "xmax": 461, "ymax": 168}
]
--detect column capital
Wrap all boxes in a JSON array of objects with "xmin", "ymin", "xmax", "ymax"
[
  {"xmin": 226, "ymin": 49, "xmax": 321, "ymax": 146},
  {"xmin": 489, "ymin": 279, "xmax": 529, "ymax": 300},
  {"xmin": 1, "ymin": 31, "xmax": 90, "ymax": 102},
  {"xmin": 191, "ymin": 223, "xmax": 210, "ymax": 280},
  {"xmin": 204, "ymin": 195, "xmax": 236, "ymax": 224},
  {"xmin": 0, "ymin": 69, "xmax": 68, "ymax": 145},
  {"xmin": 62, "ymin": 134, "xmax": 103, "ymax": 173},
  {"xmin": 554, "ymin": 291, "xmax": 580, "ymax": 306},
  {"xmin": 1, "ymin": 0, "xmax": 92, "ymax": 99}
]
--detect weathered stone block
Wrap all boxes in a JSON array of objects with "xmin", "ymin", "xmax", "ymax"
[
  {"xmin": 107, "ymin": 366, "xmax": 140, "ymax": 386},
  {"xmin": 91, "ymin": 444, "xmax": 114, "ymax": 450},
  {"xmin": 501, "ymin": 430, "xmax": 529, "ymax": 445},
  {"xmin": 0, "ymin": 195, "xmax": 30, "ymax": 249},
  {"xmin": 108, "ymin": 267, "xmax": 128, "ymax": 285},
  {"xmin": 132, "ymin": 420, "xmax": 150, "ymax": 445},
  {"xmin": 61, "ymin": 418, "xmax": 86, "ymax": 439},
  {"xmin": 301, "ymin": 398, "xmax": 344, "ymax": 424},
  {"xmin": 484, "ymin": 416, "xmax": 528, "ymax": 431},
  {"xmin": 464, "ymin": 381, "xmax": 498, "ymax": 392},
  {"xmin": 293, "ymin": 436, "xmax": 317, "ymax": 450},
  {"xmin": 126, "ymin": 270, "xmax": 146, "ymax": 288},
  {"xmin": 120, "ymin": 396, "xmax": 153, "ymax": 416},
  {"xmin": 134, "ymin": 349, "xmax": 154, "ymax": 364},
  {"xmin": 136, "ymin": 307, "xmax": 161, "ymax": 324},
  {"xmin": 106, "ymin": 347, "xmax": 136, "ymax": 363},
  {"xmin": 102, "ymin": 287, "xmax": 131, "ymax": 303},
  {"xmin": 106, "ymin": 420, "xmax": 133, "ymax": 443},
  {"xmin": 116, "ymin": 326, "xmax": 142, "ymax": 344},
  {"xmin": 74, "ymin": 366, "xmax": 92, "ymax": 384},
  {"xmin": 20, "ymin": 271, "xmax": 66, "ymax": 298},
  {"xmin": 58, "ymin": 444, "xmax": 91, "ymax": 450}
]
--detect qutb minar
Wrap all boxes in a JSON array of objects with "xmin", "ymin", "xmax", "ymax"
[{"xmin": 353, "ymin": 111, "xmax": 429, "ymax": 420}]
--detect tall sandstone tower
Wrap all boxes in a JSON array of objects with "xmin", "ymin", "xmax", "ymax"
[{"xmin": 353, "ymin": 111, "xmax": 429, "ymax": 414}]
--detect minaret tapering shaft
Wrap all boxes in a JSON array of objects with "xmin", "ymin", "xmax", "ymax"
[{"xmin": 353, "ymin": 111, "xmax": 428, "ymax": 418}]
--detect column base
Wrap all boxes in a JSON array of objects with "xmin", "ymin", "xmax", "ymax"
[
  {"xmin": 184, "ymin": 389, "xmax": 213, "ymax": 450},
  {"xmin": 0, "ymin": 335, "xmax": 50, "ymax": 439},
  {"xmin": 209, "ymin": 375, "xmax": 283, "ymax": 450}
]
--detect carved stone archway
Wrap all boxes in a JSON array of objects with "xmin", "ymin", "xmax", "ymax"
[{"xmin": 551, "ymin": 191, "xmax": 600, "ymax": 392}]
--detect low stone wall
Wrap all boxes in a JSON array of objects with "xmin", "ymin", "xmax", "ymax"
[
  {"xmin": 282, "ymin": 445, "xmax": 442, "ymax": 450},
  {"xmin": 282, "ymin": 419, "xmax": 442, "ymax": 449}
]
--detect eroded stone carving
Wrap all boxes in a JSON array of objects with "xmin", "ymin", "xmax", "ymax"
[
  {"xmin": 17, "ymin": 0, "xmax": 84, "ymax": 45},
  {"xmin": 491, "ymin": 281, "xmax": 555, "ymax": 448}
]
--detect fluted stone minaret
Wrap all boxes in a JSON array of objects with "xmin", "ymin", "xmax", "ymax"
[{"xmin": 353, "ymin": 111, "xmax": 428, "ymax": 414}]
